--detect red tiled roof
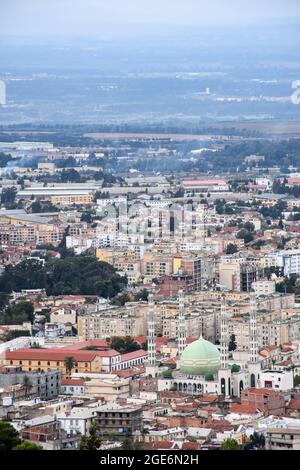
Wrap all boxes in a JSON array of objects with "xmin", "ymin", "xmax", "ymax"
[
  {"xmin": 230, "ymin": 404, "xmax": 261, "ymax": 415},
  {"xmin": 2, "ymin": 348, "xmax": 119, "ymax": 361},
  {"xmin": 151, "ymin": 441, "xmax": 174, "ymax": 450},
  {"xmin": 60, "ymin": 340, "xmax": 109, "ymax": 350},
  {"xmin": 245, "ymin": 388, "xmax": 279, "ymax": 395},
  {"xmin": 61, "ymin": 379, "xmax": 85, "ymax": 386},
  {"xmin": 196, "ymin": 395, "xmax": 219, "ymax": 403},
  {"xmin": 182, "ymin": 180, "xmax": 227, "ymax": 186},
  {"xmin": 288, "ymin": 178, "xmax": 300, "ymax": 184},
  {"xmin": 115, "ymin": 367, "xmax": 145, "ymax": 378},
  {"xmin": 182, "ymin": 442, "xmax": 199, "ymax": 450},
  {"xmin": 133, "ymin": 336, "xmax": 168, "ymax": 351},
  {"xmin": 160, "ymin": 357, "xmax": 177, "ymax": 365},
  {"xmin": 287, "ymin": 398, "xmax": 300, "ymax": 410},
  {"xmin": 120, "ymin": 349, "xmax": 148, "ymax": 361}
]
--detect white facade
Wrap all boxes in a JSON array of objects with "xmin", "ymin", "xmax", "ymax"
[
  {"xmin": 259, "ymin": 369, "xmax": 294, "ymax": 391},
  {"xmin": 57, "ymin": 408, "xmax": 97, "ymax": 436},
  {"xmin": 0, "ymin": 80, "xmax": 6, "ymax": 105},
  {"xmin": 282, "ymin": 250, "xmax": 300, "ymax": 276}
]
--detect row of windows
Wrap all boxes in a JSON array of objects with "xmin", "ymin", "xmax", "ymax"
[{"xmin": 11, "ymin": 360, "xmax": 89, "ymax": 367}]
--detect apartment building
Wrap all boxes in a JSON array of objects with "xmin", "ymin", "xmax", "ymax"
[
  {"xmin": 0, "ymin": 367, "xmax": 61, "ymax": 401},
  {"xmin": 95, "ymin": 403, "xmax": 142, "ymax": 440},
  {"xmin": 77, "ymin": 305, "xmax": 148, "ymax": 341},
  {"xmin": 219, "ymin": 256, "xmax": 260, "ymax": 291},
  {"xmin": 252, "ymin": 280, "xmax": 276, "ymax": 297},
  {"xmin": 266, "ymin": 428, "xmax": 300, "ymax": 450},
  {"xmin": 0, "ymin": 222, "xmax": 65, "ymax": 246}
]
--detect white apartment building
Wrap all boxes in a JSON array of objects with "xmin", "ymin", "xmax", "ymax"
[
  {"xmin": 264, "ymin": 249, "xmax": 300, "ymax": 276},
  {"xmin": 260, "ymin": 369, "xmax": 294, "ymax": 391}
]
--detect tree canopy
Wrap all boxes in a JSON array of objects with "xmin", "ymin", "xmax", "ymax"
[
  {"xmin": 109, "ymin": 336, "xmax": 142, "ymax": 354},
  {"xmin": 13, "ymin": 441, "xmax": 43, "ymax": 450},
  {"xmin": 79, "ymin": 422, "xmax": 101, "ymax": 450},
  {"xmin": 0, "ymin": 421, "xmax": 21, "ymax": 450},
  {"xmin": 0, "ymin": 256, "xmax": 127, "ymax": 298},
  {"xmin": 220, "ymin": 438, "xmax": 241, "ymax": 450},
  {"xmin": 0, "ymin": 300, "xmax": 34, "ymax": 325}
]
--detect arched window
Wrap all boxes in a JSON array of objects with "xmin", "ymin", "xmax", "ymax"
[
  {"xmin": 250, "ymin": 373, "xmax": 255, "ymax": 387},
  {"xmin": 239, "ymin": 380, "xmax": 244, "ymax": 392},
  {"xmin": 221, "ymin": 378, "xmax": 226, "ymax": 395},
  {"xmin": 228, "ymin": 378, "xmax": 231, "ymax": 396}
]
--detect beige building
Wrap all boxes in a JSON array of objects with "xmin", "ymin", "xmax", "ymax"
[
  {"xmin": 252, "ymin": 280, "xmax": 276, "ymax": 296},
  {"xmin": 77, "ymin": 304, "xmax": 148, "ymax": 341},
  {"xmin": 72, "ymin": 372, "xmax": 130, "ymax": 400}
]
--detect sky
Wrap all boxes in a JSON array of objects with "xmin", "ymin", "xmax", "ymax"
[{"xmin": 1, "ymin": 0, "xmax": 300, "ymax": 38}]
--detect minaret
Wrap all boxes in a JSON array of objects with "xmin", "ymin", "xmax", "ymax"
[
  {"xmin": 220, "ymin": 295, "xmax": 229, "ymax": 369},
  {"xmin": 249, "ymin": 293, "xmax": 258, "ymax": 364},
  {"xmin": 177, "ymin": 288, "xmax": 186, "ymax": 358},
  {"xmin": 147, "ymin": 293, "xmax": 156, "ymax": 366},
  {"xmin": 145, "ymin": 293, "xmax": 158, "ymax": 377}
]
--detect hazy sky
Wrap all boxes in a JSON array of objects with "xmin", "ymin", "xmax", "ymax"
[{"xmin": 1, "ymin": 0, "xmax": 300, "ymax": 37}]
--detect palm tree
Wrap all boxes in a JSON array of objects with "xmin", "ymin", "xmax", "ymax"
[{"xmin": 64, "ymin": 356, "xmax": 75, "ymax": 377}]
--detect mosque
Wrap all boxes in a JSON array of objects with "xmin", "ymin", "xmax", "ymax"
[{"xmin": 145, "ymin": 291, "xmax": 264, "ymax": 397}]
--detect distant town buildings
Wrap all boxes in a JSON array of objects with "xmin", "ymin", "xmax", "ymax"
[{"xmin": 0, "ymin": 80, "xmax": 6, "ymax": 105}]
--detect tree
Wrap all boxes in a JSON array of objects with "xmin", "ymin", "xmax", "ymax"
[
  {"xmin": 81, "ymin": 212, "xmax": 93, "ymax": 224},
  {"xmin": 1, "ymin": 186, "xmax": 17, "ymax": 207},
  {"xmin": 13, "ymin": 441, "xmax": 43, "ymax": 450},
  {"xmin": 226, "ymin": 243, "xmax": 238, "ymax": 255},
  {"xmin": 237, "ymin": 229, "xmax": 254, "ymax": 244},
  {"xmin": 231, "ymin": 364, "xmax": 240, "ymax": 373},
  {"xmin": 229, "ymin": 334, "xmax": 237, "ymax": 351},
  {"xmin": 0, "ymin": 152, "xmax": 14, "ymax": 168},
  {"xmin": 0, "ymin": 300, "xmax": 35, "ymax": 325},
  {"xmin": 79, "ymin": 422, "xmax": 101, "ymax": 450},
  {"xmin": 110, "ymin": 293, "xmax": 131, "ymax": 306},
  {"xmin": 249, "ymin": 432, "xmax": 265, "ymax": 449},
  {"xmin": 121, "ymin": 436, "xmax": 140, "ymax": 450},
  {"xmin": 134, "ymin": 289, "xmax": 149, "ymax": 301},
  {"xmin": 0, "ymin": 256, "xmax": 127, "ymax": 299},
  {"xmin": 64, "ymin": 356, "xmax": 75, "ymax": 376},
  {"xmin": 60, "ymin": 169, "xmax": 81, "ymax": 183},
  {"xmin": 220, "ymin": 438, "xmax": 241, "ymax": 450},
  {"xmin": 109, "ymin": 336, "xmax": 141, "ymax": 354},
  {"xmin": 4, "ymin": 330, "xmax": 31, "ymax": 341},
  {"xmin": 0, "ymin": 421, "xmax": 21, "ymax": 450}
]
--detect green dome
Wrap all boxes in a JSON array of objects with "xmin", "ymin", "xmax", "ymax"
[{"xmin": 180, "ymin": 337, "xmax": 221, "ymax": 376}]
